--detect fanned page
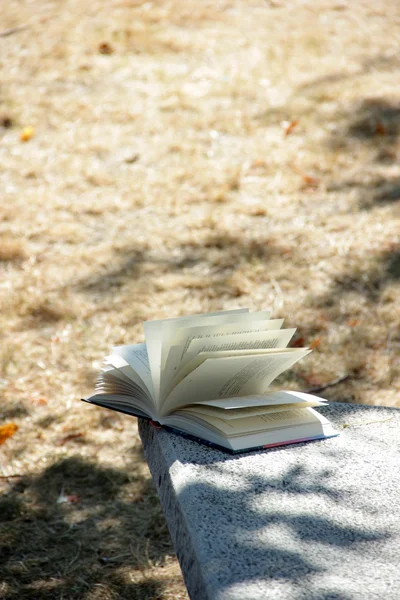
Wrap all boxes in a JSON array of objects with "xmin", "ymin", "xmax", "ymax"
[
  {"xmin": 144, "ymin": 308, "xmax": 253, "ymax": 406},
  {"xmin": 164, "ymin": 314, "xmax": 278, "ymax": 365},
  {"xmin": 91, "ymin": 343, "xmax": 157, "ymax": 417},
  {"xmin": 162, "ymin": 326, "xmax": 297, "ymax": 402},
  {"xmin": 109, "ymin": 344, "xmax": 153, "ymax": 398},
  {"xmin": 160, "ymin": 317, "xmax": 283, "ymax": 398},
  {"xmin": 160, "ymin": 311, "xmax": 275, "ymax": 373},
  {"xmin": 91, "ymin": 366, "xmax": 154, "ymax": 418},
  {"xmin": 183, "ymin": 328, "xmax": 295, "ymax": 362},
  {"xmin": 160, "ymin": 349, "xmax": 310, "ymax": 417}
]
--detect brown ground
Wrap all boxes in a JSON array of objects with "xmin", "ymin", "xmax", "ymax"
[{"xmin": 0, "ymin": 0, "xmax": 399, "ymax": 598}]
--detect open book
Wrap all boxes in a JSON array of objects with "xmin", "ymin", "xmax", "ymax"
[{"xmin": 84, "ymin": 308, "xmax": 338, "ymax": 453}]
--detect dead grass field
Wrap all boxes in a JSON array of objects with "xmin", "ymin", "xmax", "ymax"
[{"xmin": 0, "ymin": 0, "xmax": 399, "ymax": 598}]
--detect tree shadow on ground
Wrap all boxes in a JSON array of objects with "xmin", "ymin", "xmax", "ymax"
[
  {"xmin": 258, "ymin": 60, "xmax": 400, "ymax": 213},
  {"xmin": 75, "ymin": 232, "xmax": 282, "ymax": 298},
  {"xmin": 0, "ymin": 449, "xmax": 178, "ymax": 599},
  {"xmin": 297, "ymin": 53, "xmax": 400, "ymax": 95},
  {"xmin": 328, "ymin": 175, "xmax": 400, "ymax": 210},
  {"xmin": 302, "ymin": 247, "xmax": 400, "ymax": 393},
  {"xmin": 0, "ymin": 403, "xmax": 30, "ymax": 421},
  {"xmin": 326, "ymin": 97, "xmax": 400, "ymax": 210},
  {"xmin": 256, "ymin": 54, "xmax": 400, "ymax": 124},
  {"xmin": 313, "ymin": 248, "xmax": 400, "ymax": 308},
  {"xmin": 345, "ymin": 98, "xmax": 400, "ymax": 141}
]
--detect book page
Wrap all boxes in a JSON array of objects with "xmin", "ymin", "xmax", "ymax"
[
  {"xmin": 160, "ymin": 316, "xmax": 281, "ymax": 397},
  {"xmin": 179, "ymin": 398, "xmax": 326, "ymax": 420},
  {"xmin": 157, "ymin": 311, "xmax": 262, "ymax": 397},
  {"xmin": 161, "ymin": 350, "xmax": 310, "ymax": 415},
  {"xmin": 163, "ymin": 406, "xmax": 323, "ymax": 438},
  {"xmin": 144, "ymin": 308, "xmax": 250, "ymax": 405},
  {"xmin": 163, "ymin": 347, "xmax": 299, "ymax": 400},
  {"xmin": 184, "ymin": 328, "xmax": 295, "ymax": 362},
  {"xmin": 99, "ymin": 365, "xmax": 153, "ymax": 399},
  {"xmin": 177, "ymin": 407, "xmax": 321, "ymax": 437},
  {"xmin": 109, "ymin": 344, "xmax": 154, "ymax": 397},
  {"xmin": 163, "ymin": 312, "xmax": 277, "ymax": 369},
  {"xmin": 103, "ymin": 361, "xmax": 151, "ymax": 396},
  {"xmin": 194, "ymin": 389, "xmax": 325, "ymax": 410},
  {"xmin": 101, "ymin": 364, "xmax": 141, "ymax": 389},
  {"xmin": 105, "ymin": 355, "xmax": 147, "ymax": 391}
]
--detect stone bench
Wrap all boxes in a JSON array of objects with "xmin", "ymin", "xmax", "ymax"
[{"xmin": 139, "ymin": 402, "xmax": 400, "ymax": 600}]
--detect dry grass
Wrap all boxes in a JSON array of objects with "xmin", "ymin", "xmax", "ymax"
[{"xmin": 0, "ymin": 0, "xmax": 399, "ymax": 597}]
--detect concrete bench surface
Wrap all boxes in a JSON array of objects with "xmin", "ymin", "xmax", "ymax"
[{"xmin": 139, "ymin": 403, "xmax": 400, "ymax": 600}]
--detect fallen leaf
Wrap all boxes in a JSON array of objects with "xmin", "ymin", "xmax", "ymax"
[
  {"xmin": 309, "ymin": 337, "xmax": 322, "ymax": 350},
  {"xmin": 98, "ymin": 42, "xmax": 114, "ymax": 55},
  {"xmin": 251, "ymin": 159, "xmax": 268, "ymax": 169},
  {"xmin": 302, "ymin": 174, "xmax": 320, "ymax": 188},
  {"xmin": 124, "ymin": 154, "xmax": 140, "ymax": 164},
  {"xmin": 375, "ymin": 120, "xmax": 387, "ymax": 136},
  {"xmin": 246, "ymin": 205, "xmax": 267, "ymax": 217},
  {"xmin": 292, "ymin": 164, "xmax": 321, "ymax": 189},
  {"xmin": 291, "ymin": 337, "xmax": 305, "ymax": 348},
  {"xmin": 31, "ymin": 397, "xmax": 47, "ymax": 406},
  {"xmin": 346, "ymin": 319, "xmax": 359, "ymax": 327},
  {"xmin": 0, "ymin": 422, "xmax": 18, "ymax": 445},
  {"xmin": 66, "ymin": 494, "xmax": 80, "ymax": 503},
  {"xmin": 20, "ymin": 126, "xmax": 34, "ymax": 142},
  {"xmin": 1, "ymin": 115, "xmax": 13, "ymax": 128},
  {"xmin": 283, "ymin": 119, "xmax": 299, "ymax": 136},
  {"xmin": 56, "ymin": 432, "xmax": 83, "ymax": 445}
]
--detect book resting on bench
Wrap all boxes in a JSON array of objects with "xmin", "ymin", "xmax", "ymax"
[{"xmin": 83, "ymin": 308, "xmax": 338, "ymax": 453}]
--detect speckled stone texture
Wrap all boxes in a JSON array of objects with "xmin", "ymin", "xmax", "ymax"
[{"xmin": 139, "ymin": 403, "xmax": 400, "ymax": 600}]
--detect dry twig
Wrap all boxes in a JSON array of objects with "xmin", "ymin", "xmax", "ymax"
[
  {"xmin": 306, "ymin": 375, "xmax": 350, "ymax": 394},
  {"xmin": 0, "ymin": 25, "xmax": 29, "ymax": 38}
]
